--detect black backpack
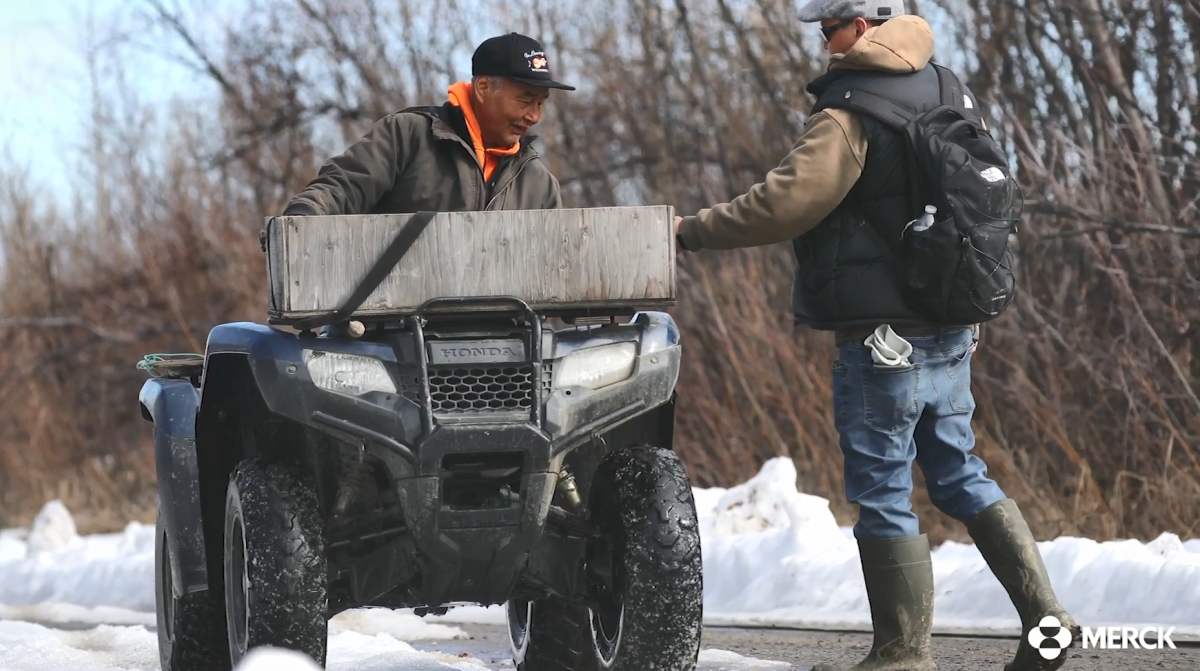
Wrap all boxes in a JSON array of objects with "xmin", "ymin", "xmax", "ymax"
[{"xmin": 822, "ymin": 63, "xmax": 1020, "ymax": 326}]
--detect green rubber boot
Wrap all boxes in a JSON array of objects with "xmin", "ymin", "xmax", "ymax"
[
  {"xmin": 967, "ymin": 498, "xmax": 1080, "ymax": 671},
  {"xmin": 812, "ymin": 535, "xmax": 936, "ymax": 671}
]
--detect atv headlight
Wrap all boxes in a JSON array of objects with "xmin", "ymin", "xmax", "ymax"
[
  {"xmin": 302, "ymin": 350, "xmax": 397, "ymax": 397},
  {"xmin": 552, "ymin": 342, "xmax": 637, "ymax": 391}
]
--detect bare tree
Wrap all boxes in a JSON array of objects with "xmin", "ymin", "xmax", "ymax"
[{"xmin": 1, "ymin": 0, "xmax": 1196, "ymax": 542}]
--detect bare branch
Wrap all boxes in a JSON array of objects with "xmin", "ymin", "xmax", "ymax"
[
  {"xmin": 1025, "ymin": 203, "xmax": 1200, "ymax": 239},
  {"xmin": 0, "ymin": 317, "xmax": 136, "ymax": 343}
]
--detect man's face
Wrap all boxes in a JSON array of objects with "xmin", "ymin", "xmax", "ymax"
[
  {"xmin": 473, "ymin": 77, "xmax": 550, "ymax": 147},
  {"xmin": 821, "ymin": 16, "xmax": 868, "ymax": 55}
]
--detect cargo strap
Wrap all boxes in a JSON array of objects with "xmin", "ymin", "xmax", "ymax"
[{"xmin": 291, "ymin": 210, "xmax": 438, "ymax": 331}]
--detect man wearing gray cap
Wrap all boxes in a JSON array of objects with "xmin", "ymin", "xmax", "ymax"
[{"xmin": 675, "ymin": 2, "xmax": 1078, "ymax": 671}]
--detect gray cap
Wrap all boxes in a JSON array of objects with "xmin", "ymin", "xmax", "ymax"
[{"xmin": 798, "ymin": 0, "xmax": 908, "ymax": 22}]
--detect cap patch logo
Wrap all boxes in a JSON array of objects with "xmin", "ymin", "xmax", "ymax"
[{"xmin": 525, "ymin": 50, "xmax": 549, "ymax": 72}]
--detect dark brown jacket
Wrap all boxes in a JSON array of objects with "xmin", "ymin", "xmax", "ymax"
[{"xmin": 284, "ymin": 103, "xmax": 562, "ymax": 215}]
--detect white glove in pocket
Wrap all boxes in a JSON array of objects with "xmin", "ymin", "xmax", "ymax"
[{"xmin": 863, "ymin": 325, "xmax": 914, "ymax": 370}]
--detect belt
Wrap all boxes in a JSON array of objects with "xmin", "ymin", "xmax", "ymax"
[{"xmin": 834, "ymin": 324, "xmax": 976, "ymax": 347}]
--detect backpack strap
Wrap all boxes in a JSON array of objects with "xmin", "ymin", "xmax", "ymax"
[
  {"xmin": 814, "ymin": 87, "xmax": 918, "ymax": 131},
  {"xmin": 931, "ymin": 62, "xmax": 991, "ymax": 128},
  {"xmin": 812, "ymin": 63, "xmax": 967, "ymax": 129},
  {"xmin": 809, "ymin": 68, "xmax": 935, "ymax": 238},
  {"xmin": 932, "ymin": 63, "xmax": 962, "ymax": 108}
]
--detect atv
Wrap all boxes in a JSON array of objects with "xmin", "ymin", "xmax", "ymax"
[{"xmin": 138, "ymin": 212, "xmax": 702, "ymax": 671}]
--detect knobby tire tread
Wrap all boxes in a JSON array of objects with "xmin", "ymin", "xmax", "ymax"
[
  {"xmin": 156, "ymin": 506, "xmax": 230, "ymax": 671},
  {"xmin": 227, "ymin": 458, "xmax": 328, "ymax": 667},
  {"xmin": 515, "ymin": 446, "xmax": 702, "ymax": 671}
]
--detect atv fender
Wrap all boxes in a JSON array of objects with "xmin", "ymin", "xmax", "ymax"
[
  {"xmin": 140, "ymin": 378, "xmax": 209, "ymax": 596},
  {"xmin": 204, "ymin": 322, "xmax": 403, "ymax": 422}
]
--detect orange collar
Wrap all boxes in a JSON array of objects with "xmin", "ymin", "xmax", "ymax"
[{"xmin": 448, "ymin": 81, "xmax": 521, "ymax": 181}]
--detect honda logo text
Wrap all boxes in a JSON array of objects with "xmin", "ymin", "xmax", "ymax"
[{"xmin": 428, "ymin": 339, "xmax": 526, "ymax": 365}]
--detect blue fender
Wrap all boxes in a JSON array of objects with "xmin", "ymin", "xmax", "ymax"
[
  {"xmin": 204, "ymin": 321, "xmax": 396, "ymax": 362},
  {"xmin": 140, "ymin": 377, "xmax": 209, "ymax": 595},
  {"xmin": 205, "ymin": 322, "xmax": 306, "ymax": 361},
  {"xmin": 141, "ymin": 322, "xmax": 403, "ymax": 595}
]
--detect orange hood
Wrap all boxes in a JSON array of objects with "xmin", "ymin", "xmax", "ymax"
[{"xmin": 448, "ymin": 81, "xmax": 521, "ymax": 182}]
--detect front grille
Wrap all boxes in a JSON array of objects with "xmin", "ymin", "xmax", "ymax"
[
  {"xmin": 541, "ymin": 361, "xmax": 554, "ymax": 395},
  {"xmin": 428, "ymin": 365, "xmax": 536, "ymax": 415}
]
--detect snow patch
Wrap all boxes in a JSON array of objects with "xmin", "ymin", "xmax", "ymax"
[
  {"xmin": 697, "ymin": 648, "xmax": 791, "ymax": 669},
  {"xmin": 697, "ymin": 458, "xmax": 1200, "ymax": 638},
  {"xmin": 235, "ymin": 647, "xmax": 323, "ymax": 671},
  {"xmin": 328, "ymin": 608, "xmax": 469, "ymax": 641},
  {"xmin": 418, "ymin": 605, "xmax": 507, "ymax": 626},
  {"xmin": 0, "ymin": 619, "xmax": 811, "ymax": 670},
  {"xmin": 25, "ymin": 502, "xmax": 82, "ymax": 557},
  {"xmin": 0, "ymin": 603, "xmax": 155, "ymax": 628},
  {"xmin": 0, "ymin": 508, "xmax": 154, "ymax": 611},
  {"xmin": 701, "ymin": 458, "xmax": 840, "ymax": 540},
  {"xmin": 0, "ymin": 621, "xmax": 488, "ymax": 671},
  {"xmin": 0, "ymin": 529, "xmax": 27, "ymax": 563},
  {"xmin": 324, "ymin": 631, "xmax": 490, "ymax": 670},
  {"xmin": 0, "ymin": 457, "xmax": 1197, "ymax": 643},
  {"xmin": 0, "ymin": 620, "xmax": 159, "ymax": 671}
]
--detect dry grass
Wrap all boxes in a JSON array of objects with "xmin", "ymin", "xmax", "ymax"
[{"xmin": 1, "ymin": 0, "xmax": 1197, "ymax": 546}]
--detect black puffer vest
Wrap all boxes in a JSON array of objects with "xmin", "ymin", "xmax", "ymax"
[{"xmin": 790, "ymin": 65, "xmax": 944, "ymax": 330}]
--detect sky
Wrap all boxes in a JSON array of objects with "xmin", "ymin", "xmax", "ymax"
[
  {"xmin": 0, "ymin": 0, "xmax": 963, "ymax": 199},
  {"xmin": 0, "ymin": 0, "xmax": 229, "ymax": 190},
  {"xmin": 2, "ymin": 0, "xmax": 120, "ymax": 177}
]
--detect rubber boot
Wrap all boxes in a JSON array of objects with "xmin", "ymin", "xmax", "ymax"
[
  {"xmin": 967, "ymin": 498, "xmax": 1080, "ymax": 671},
  {"xmin": 812, "ymin": 535, "xmax": 936, "ymax": 671}
]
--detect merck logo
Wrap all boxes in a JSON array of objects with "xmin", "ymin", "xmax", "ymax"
[{"xmin": 1028, "ymin": 615, "xmax": 1178, "ymax": 661}]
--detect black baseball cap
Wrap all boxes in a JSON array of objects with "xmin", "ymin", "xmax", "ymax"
[{"xmin": 472, "ymin": 33, "xmax": 576, "ymax": 91}]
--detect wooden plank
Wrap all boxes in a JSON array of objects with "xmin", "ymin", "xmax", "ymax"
[
  {"xmin": 266, "ymin": 220, "xmax": 287, "ymax": 314},
  {"xmin": 266, "ymin": 206, "xmax": 676, "ymax": 319}
]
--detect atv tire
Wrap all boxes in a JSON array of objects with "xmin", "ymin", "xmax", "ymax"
[
  {"xmin": 509, "ymin": 446, "xmax": 703, "ymax": 671},
  {"xmin": 507, "ymin": 598, "xmax": 595, "ymax": 671},
  {"xmin": 155, "ymin": 503, "xmax": 230, "ymax": 671},
  {"xmin": 223, "ymin": 458, "xmax": 328, "ymax": 667}
]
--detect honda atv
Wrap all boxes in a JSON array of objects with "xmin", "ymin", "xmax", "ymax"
[{"xmin": 139, "ymin": 286, "xmax": 702, "ymax": 671}]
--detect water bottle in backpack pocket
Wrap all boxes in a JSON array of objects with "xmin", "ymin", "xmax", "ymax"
[{"xmin": 898, "ymin": 203, "xmax": 967, "ymax": 318}]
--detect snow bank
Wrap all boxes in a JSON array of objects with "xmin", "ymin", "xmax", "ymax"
[
  {"xmin": 2, "ymin": 457, "xmax": 1198, "ymax": 641},
  {"xmin": 225, "ymin": 641, "xmax": 793, "ymax": 671},
  {"xmin": 696, "ymin": 649, "xmax": 790, "ymax": 669},
  {"xmin": 0, "ymin": 603, "xmax": 155, "ymax": 628},
  {"xmin": 0, "ymin": 503, "xmax": 155, "ymax": 612},
  {"xmin": 327, "ymin": 608, "xmax": 469, "ymax": 641},
  {"xmin": 697, "ymin": 457, "xmax": 1200, "ymax": 638},
  {"xmin": 0, "ymin": 619, "xmax": 794, "ymax": 671},
  {"xmin": 0, "ymin": 620, "xmax": 159, "ymax": 671},
  {"xmin": 0, "ymin": 620, "xmax": 482, "ymax": 671}
]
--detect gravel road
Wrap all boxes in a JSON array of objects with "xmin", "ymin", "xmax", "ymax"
[{"xmin": 412, "ymin": 623, "xmax": 1200, "ymax": 670}]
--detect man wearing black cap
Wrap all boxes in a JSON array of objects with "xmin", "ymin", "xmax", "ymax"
[{"xmin": 283, "ymin": 33, "xmax": 575, "ymax": 217}]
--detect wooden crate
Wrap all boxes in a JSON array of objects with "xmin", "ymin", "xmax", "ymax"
[{"xmin": 264, "ymin": 206, "xmax": 677, "ymax": 321}]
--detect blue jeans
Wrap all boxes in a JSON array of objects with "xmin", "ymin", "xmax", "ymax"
[{"xmin": 832, "ymin": 326, "xmax": 1006, "ymax": 540}]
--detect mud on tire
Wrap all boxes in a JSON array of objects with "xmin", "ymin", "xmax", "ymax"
[
  {"xmin": 156, "ymin": 504, "xmax": 230, "ymax": 671},
  {"xmin": 510, "ymin": 446, "xmax": 702, "ymax": 671},
  {"xmin": 224, "ymin": 458, "xmax": 328, "ymax": 667}
]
